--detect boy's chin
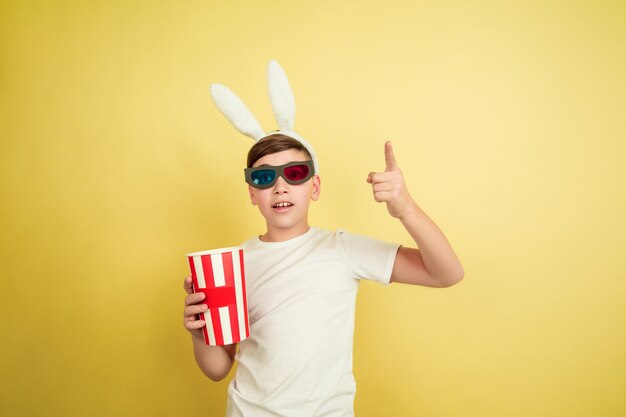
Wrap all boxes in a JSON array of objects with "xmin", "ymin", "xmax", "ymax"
[{"xmin": 266, "ymin": 215, "xmax": 307, "ymax": 229}]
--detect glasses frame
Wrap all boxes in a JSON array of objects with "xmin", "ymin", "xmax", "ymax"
[{"xmin": 244, "ymin": 160, "xmax": 315, "ymax": 189}]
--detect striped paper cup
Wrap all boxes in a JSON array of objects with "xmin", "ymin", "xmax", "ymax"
[{"xmin": 187, "ymin": 246, "xmax": 250, "ymax": 346}]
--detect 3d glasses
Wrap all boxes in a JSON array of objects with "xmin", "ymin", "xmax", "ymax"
[{"xmin": 244, "ymin": 160, "xmax": 314, "ymax": 189}]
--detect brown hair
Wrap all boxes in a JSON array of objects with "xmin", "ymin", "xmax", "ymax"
[{"xmin": 247, "ymin": 133, "xmax": 312, "ymax": 167}]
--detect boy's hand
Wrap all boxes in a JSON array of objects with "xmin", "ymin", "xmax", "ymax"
[
  {"xmin": 183, "ymin": 275, "xmax": 208, "ymax": 340},
  {"xmin": 367, "ymin": 141, "xmax": 417, "ymax": 219}
]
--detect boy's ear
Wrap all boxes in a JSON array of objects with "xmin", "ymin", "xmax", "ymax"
[
  {"xmin": 311, "ymin": 175, "xmax": 321, "ymax": 201},
  {"xmin": 248, "ymin": 185, "xmax": 258, "ymax": 205}
]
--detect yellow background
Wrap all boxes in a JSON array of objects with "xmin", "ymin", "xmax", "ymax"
[{"xmin": 1, "ymin": 1, "xmax": 625, "ymax": 416}]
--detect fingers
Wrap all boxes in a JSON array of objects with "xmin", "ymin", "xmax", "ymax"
[
  {"xmin": 183, "ymin": 278, "xmax": 207, "ymax": 333},
  {"xmin": 367, "ymin": 171, "xmax": 398, "ymax": 184},
  {"xmin": 185, "ymin": 302, "xmax": 208, "ymax": 317},
  {"xmin": 368, "ymin": 141, "xmax": 400, "ymax": 183},
  {"xmin": 183, "ymin": 309, "xmax": 206, "ymax": 330},
  {"xmin": 185, "ymin": 291, "xmax": 205, "ymax": 306},
  {"xmin": 373, "ymin": 191, "xmax": 393, "ymax": 203},
  {"xmin": 184, "ymin": 319, "xmax": 206, "ymax": 330},
  {"xmin": 183, "ymin": 275, "xmax": 194, "ymax": 294},
  {"xmin": 372, "ymin": 182, "xmax": 396, "ymax": 192},
  {"xmin": 384, "ymin": 140, "xmax": 398, "ymax": 172},
  {"xmin": 372, "ymin": 181, "xmax": 402, "ymax": 202}
]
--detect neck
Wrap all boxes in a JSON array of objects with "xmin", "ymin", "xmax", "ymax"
[{"xmin": 260, "ymin": 223, "xmax": 311, "ymax": 242}]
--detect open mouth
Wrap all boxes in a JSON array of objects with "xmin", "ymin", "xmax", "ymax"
[{"xmin": 272, "ymin": 202, "xmax": 293, "ymax": 210}]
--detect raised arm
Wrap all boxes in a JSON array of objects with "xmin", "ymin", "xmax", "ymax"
[{"xmin": 367, "ymin": 141, "xmax": 464, "ymax": 287}]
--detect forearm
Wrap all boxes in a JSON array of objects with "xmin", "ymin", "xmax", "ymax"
[
  {"xmin": 192, "ymin": 335, "xmax": 234, "ymax": 381},
  {"xmin": 399, "ymin": 199, "xmax": 464, "ymax": 283}
]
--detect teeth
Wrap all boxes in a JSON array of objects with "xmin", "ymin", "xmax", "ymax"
[{"xmin": 274, "ymin": 202, "xmax": 292, "ymax": 208}]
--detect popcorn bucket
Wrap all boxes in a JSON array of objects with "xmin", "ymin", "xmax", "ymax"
[{"xmin": 187, "ymin": 246, "xmax": 250, "ymax": 346}]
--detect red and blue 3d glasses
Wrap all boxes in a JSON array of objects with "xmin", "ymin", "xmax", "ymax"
[{"xmin": 244, "ymin": 160, "xmax": 314, "ymax": 189}]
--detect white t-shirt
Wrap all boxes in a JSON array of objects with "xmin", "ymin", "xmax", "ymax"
[{"xmin": 226, "ymin": 227, "xmax": 400, "ymax": 417}]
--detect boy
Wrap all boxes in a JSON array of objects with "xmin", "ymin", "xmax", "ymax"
[{"xmin": 183, "ymin": 133, "xmax": 464, "ymax": 416}]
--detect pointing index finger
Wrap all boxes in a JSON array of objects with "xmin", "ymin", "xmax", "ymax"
[{"xmin": 384, "ymin": 140, "xmax": 398, "ymax": 172}]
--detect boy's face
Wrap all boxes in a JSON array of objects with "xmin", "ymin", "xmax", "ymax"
[{"xmin": 247, "ymin": 149, "xmax": 320, "ymax": 233}]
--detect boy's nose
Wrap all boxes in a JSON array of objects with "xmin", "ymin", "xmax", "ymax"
[{"xmin": 272, "ymin": 176, "xmax": 289, "ymax": 193}]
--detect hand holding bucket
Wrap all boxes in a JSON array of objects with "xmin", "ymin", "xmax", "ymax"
[{"xmin": 187, "ymin": 247, "xmax": 250, "ymax": 346}]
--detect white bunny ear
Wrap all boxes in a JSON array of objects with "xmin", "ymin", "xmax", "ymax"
[
  {"xmin": 267, "ymin": 60, "xmax": 295, "ymax": 131},
  {"xmin": 210, "ymin": 83, "xmax": 265, "ymax": 140}
]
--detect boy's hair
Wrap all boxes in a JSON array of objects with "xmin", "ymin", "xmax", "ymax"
[{"xmin": 247, "ymin": 134, "xmax": 313, "ymax": 168}]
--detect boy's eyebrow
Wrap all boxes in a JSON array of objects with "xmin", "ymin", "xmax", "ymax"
[
  {"xmin": 255, "ymin": 162, "xmax": 293, "ymax": 168},
  {"xmin": 252, "ymin": 160, "xmax": 311, "ymax": 168}
]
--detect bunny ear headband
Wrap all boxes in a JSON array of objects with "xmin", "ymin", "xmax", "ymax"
[{"xmin": 209, "ymin": 60, "xmax": 319, "ymax": 174}]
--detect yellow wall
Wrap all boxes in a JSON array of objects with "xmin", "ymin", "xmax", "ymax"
[{"xmin": 1, "ymin": 1, "xmax": 625, "ymax": 416}]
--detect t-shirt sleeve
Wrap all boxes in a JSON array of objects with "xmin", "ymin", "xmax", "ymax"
[{"xmin": 335, "ymin": 229, "xmax": 401, "ymax": 286}]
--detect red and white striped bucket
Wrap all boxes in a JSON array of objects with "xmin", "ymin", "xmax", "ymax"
[{"xmin": 187, "ymin": 246, "xmax": 250, "ymax": 346}]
